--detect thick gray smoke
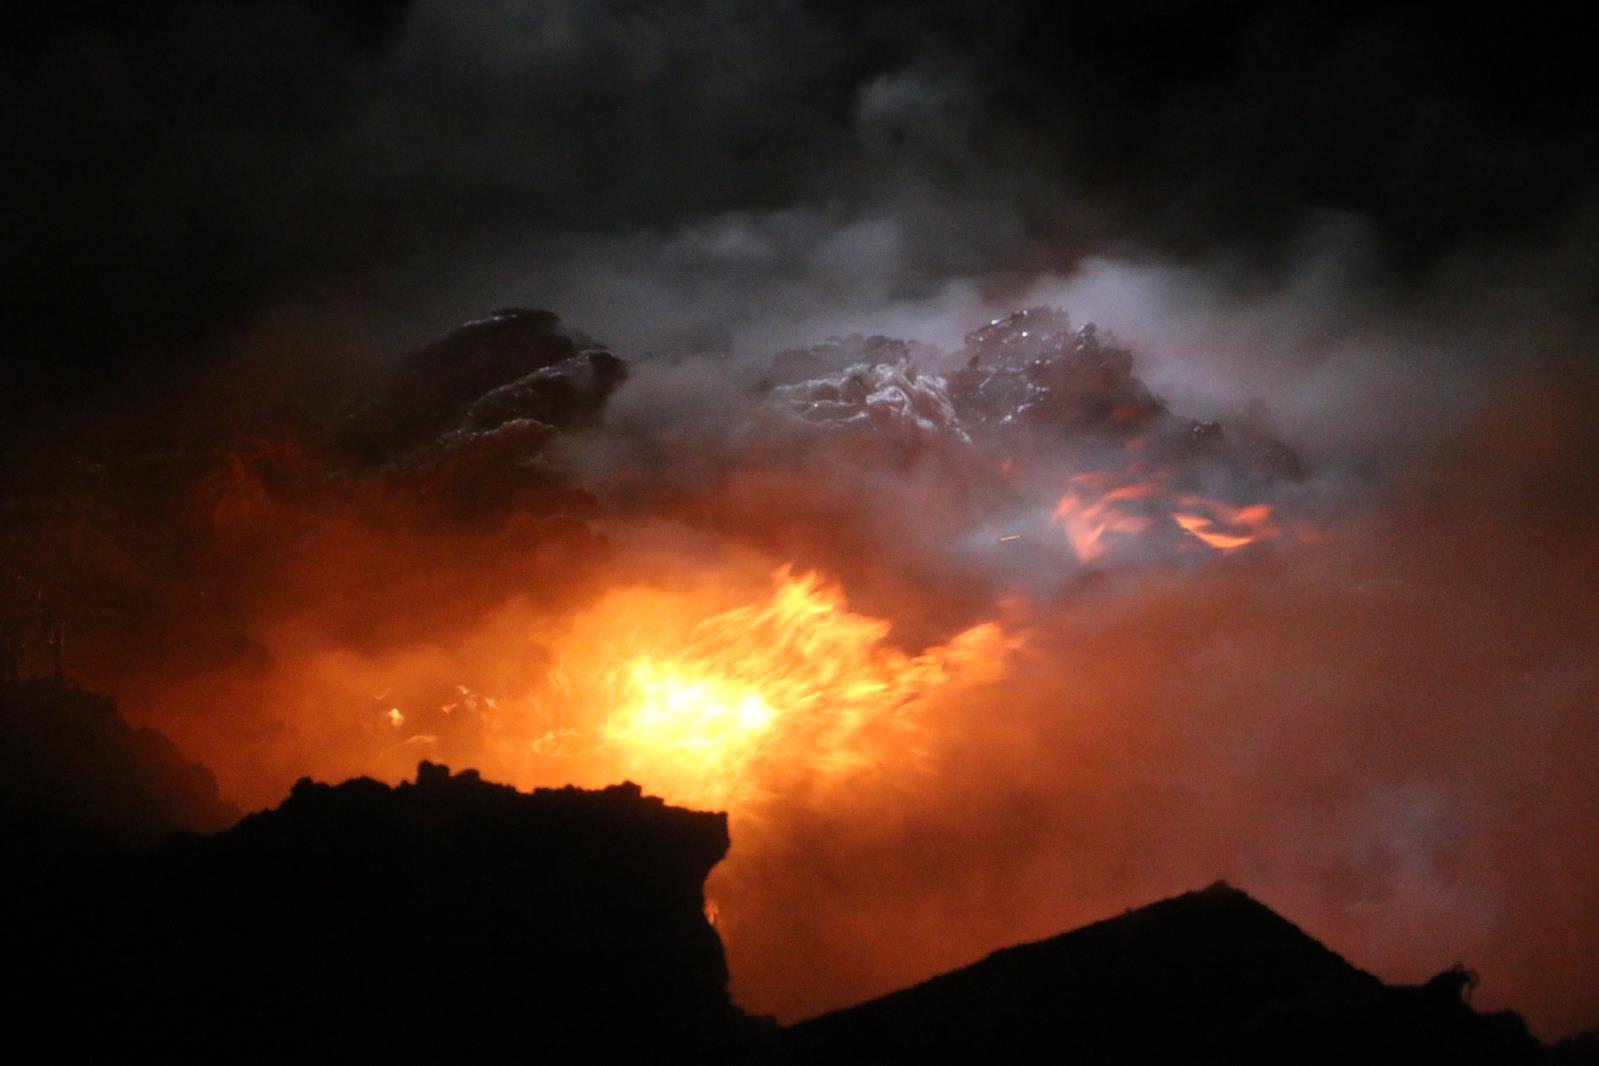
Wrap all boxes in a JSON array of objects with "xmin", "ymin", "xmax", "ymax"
[{"xmin": 7, "ymin": 3, "xmax": 1594, "ymax": 454}]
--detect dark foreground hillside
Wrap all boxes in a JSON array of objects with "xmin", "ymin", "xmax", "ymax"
[
  {"xmin": 0, "ymin": 676, "xmax": 239, "ymax": 866},
  {"xmin": 4, "ymin": 756, "xmax": 754, "ymax": 1063},
  {"xmin": 0, "ymin": 679, "xmax": 1592, "ymax": 1063},
  {"xmin": 765, "ymin": 881, "xmax": 1565, "ymax": 1065}
]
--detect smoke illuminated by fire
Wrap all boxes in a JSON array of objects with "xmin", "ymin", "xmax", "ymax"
[{"xmin": 16, "ymin": 304, "xmax": 1596, "ymax": 1040}]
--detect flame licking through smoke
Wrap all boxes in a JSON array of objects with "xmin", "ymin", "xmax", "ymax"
[
  {"xmin": 1170, "ymin": 497, "xmax": 1278, "ymax": 551},
  {"xmin": 1051, "ymin": 473, "xmax": 1160, "ymax": 561},
  {"xmin": 523, "ymin": 567, "xmax": 1015, "ymax": 811},
  {"xmin": 1051, "ymin": 472, "xmax": 1284, "ymax": 561}
]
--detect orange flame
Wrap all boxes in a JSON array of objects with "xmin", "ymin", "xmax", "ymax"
[
  {"xmin": 508, "ymin": 568, "xmax": 1015, "ymax": 811},
  {"xmin": 1172, "ymin": 497, "xmax": 1279, "ymax": 552},
  {"xmin": 1052, "ymin": 471, "xmax": 1290, "ymax": 559},
  {"xmin": 1051, "ymin": 473, "xmax": 1158, "ymax": 561}
]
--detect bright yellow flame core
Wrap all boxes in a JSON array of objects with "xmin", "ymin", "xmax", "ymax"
[{"xmin": 541, "ymin": 568, "xmax": 1012, "ymax": 810}]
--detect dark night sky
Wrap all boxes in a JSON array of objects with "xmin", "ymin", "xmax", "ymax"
[{"xmin": 4, "ymin": 2, "xmax": 1596, "ymax": 458}]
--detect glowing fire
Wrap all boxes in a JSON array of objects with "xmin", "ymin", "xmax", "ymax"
[
  {"xmin": 1052, "ymin": 472, "xmax": 1282, "ymax": 560},
  {"xmin": 1052, "ymin": 473, "xmax": 1159, "ymax": 560},
  {"xmin": 521, "ymin": 567, "xmax": 1014, "ymax": 810},
  {"xmin": 1171, "ymin": 497, "xmax": 1278, "ymax": 552}
]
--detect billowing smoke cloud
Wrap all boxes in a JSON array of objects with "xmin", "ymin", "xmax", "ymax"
[
  {"xmin": 4, "ymin": 0, "xmax": 1597, "ymax": 1043},
  {"xmin": 13, "ymin": 293, "xmax": 1591, "ymax": 1038},
  {"xmin": 709, "ymin": 378, "xmax": 1599, "ymax": 1034},
  {"xmin": 7, "ymin": 3, "xmax": 1593, "ymax": 451}
]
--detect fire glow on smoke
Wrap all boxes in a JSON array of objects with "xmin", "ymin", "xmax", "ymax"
[
  {"xmin": 436, "ymin": 504, "xmax": 1277, "ymax": 816},
  {"xmin": 366, "ymin": 490, "xmax": 1287, "ymax": 818},
  {"xmin": 302, "ymin": 306, "xmax": 1308, "ymax": 817},
  {"xmin": 527, "ymin": 567, "xmax": 1015, "ymax": 810},
  {"xmin": 41, "ymin": 307, "xmax": 1598, "ymax": 1036}
]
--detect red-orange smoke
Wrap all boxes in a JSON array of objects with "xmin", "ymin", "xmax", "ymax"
[{"xmin": 39, "ymin": 373, "xmax": 1599, "ymax": 1042}]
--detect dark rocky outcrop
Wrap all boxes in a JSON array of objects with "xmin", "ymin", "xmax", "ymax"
[
  {"xmin": 5, "ymin": 760, "xmax": 752, "ymax": 1063},
  {"xmin": 949, "ymin": 308, "xmax": 1301, "ymax": 485},
  {"xmin": 759, "ymin": 307, "xmax": 1302, "ymax": 497},
  {"xmin": 337, "ymin": 308, "xmax": 626, "ymax": 464},
  {"xmin": 0, "ymin": 678, "xmax": 1588, "ymax": 1063},
  {"xmin": 0, "ymin": 676, "xmax": 238, "ymax": 869},
  {"xmin": 765, "ymin": 881, "xmax": 1549, "ymax": 1065},
  {"xmin": 1, "ymin": 733, "xmax": 1592, "ymax": 1063}
]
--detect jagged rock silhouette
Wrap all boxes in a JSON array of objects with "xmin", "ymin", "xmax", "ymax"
[
  {"xmin": 6, "ymin": 758, "xmax": 754, "ymax": 1063},
  {"xmin": 764, "ymin": 881, "xmax": 1549, "ymax": 1064},
  {"xmin": 0, "ymin": 694, "xmax": 1590, "ymax": 1064},
  {"xmin": 336, "ymin": 308, "xmax": 625, "ymax": 464},
  {"xmin": 0, "ymin": 676, "xmax": 238, "ymax": 868}
]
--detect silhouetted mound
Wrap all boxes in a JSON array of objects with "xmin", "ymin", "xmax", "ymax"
[
  {"xmin": 948, "ymin": 309, "xmax": 1301, "ymax": 484},
  {"xmin": 0, "ymin": 676, "xmax": 238, "ymax": 868},
  {"xmin": 6, "ymin": 761, "xmax": 751, "ymax": 1063},
  {"xmin": 759, "ymin": 307, "xmax": 1301, "ymax": 497},
  {"xmin": 770, "ymin": 882, "xmax": 1547, "ymax": 1065},
  {"xmin": 337, "ymin": 308, "xmax": 626, "ymax": 463}
]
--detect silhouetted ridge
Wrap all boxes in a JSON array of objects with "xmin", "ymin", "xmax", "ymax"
[
  {"xmin": 7, "ymin": 761, "xmax": 753, "ymax": 1063},
  {"xmin": 0, "ymin": 676, "xmax": 239, "ymax": 869},
  {"xmin": 772, "ymin": 881, "xmax": 1546, "ymax": 1064},
  {"xmin": 337, "ymin": 308, "xmax": 626, "ymax": 463}
]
